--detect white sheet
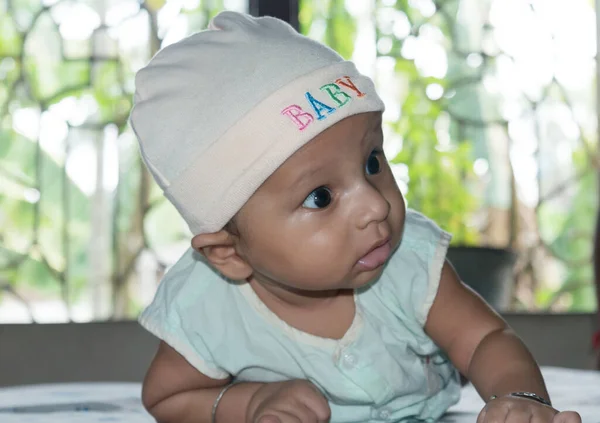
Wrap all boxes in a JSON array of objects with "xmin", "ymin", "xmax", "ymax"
[{"xmin": 0, "ymin": 367, "xmax": 598, "ymax": 422}]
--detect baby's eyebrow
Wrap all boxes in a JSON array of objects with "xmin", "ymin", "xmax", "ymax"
[
  {"xmin": 287, "ymin": 115, "xmax": 383, "ymax": 189},
  {"xmin": 287, "ymin": 163, "xmax": 324, "ymax": 190},
  {"xmin": 361, "ymin": 115, "xmax": 383, "ymax": 143},
  {"xmin": 371, "ymin": 114, "xmax": 383, "ymax": 129}
]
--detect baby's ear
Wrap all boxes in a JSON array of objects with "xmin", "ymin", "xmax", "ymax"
[{"xmin": 191, "ymin": 229, "xmax": 253, "ymax": 281}]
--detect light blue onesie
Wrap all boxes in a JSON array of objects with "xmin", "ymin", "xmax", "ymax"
[{"xmin": 139, "ymin": 209, "xmax": 461, "ymax": 422}]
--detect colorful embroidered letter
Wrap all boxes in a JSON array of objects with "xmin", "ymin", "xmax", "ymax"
[
  {"xmin": 335, "ymin": 76, "xmax": 365, "ymax": 98},
  {"xmin": 305, "ymin": 92, "xmax": 336, "ymax": 120},
  {"xmin": 281, "ymin": 105, "xmax": 315, "ymax": 130},
  {"xmin": 320, "ymin": 83, "xmax": 351, "ymax": 107}
]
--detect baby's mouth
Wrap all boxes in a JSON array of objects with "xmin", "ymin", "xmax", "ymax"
[{"xmin": 357, "ymin": 238, "xmax": 391, "ymax": 271}]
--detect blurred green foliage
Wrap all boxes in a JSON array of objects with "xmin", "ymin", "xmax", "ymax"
[
  {"xmin": 299, "ymin": 0, "xmax": 597, "ymax": 311},
  {"xmin": 0, "ymin": 0, "xmax": 596, "ymax": 316}
]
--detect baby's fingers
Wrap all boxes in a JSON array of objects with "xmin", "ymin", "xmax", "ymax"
[
  {"xmin": 299, "ymin": 388, "xmax": 330, "ymax": 422},
  {"xmin": 552, "ymin": 411, "xmax": 582, "ymax": 423}
]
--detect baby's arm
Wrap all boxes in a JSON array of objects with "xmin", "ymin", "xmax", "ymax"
[
  {"xmin": 425, "ymin": 261, "xmax": 580, "ymax": 422},
  {"xmin": 142, "ymin": 341, "xmax": 330, "ymax": 423},
  {"xmin": 142, "ymin": 341, "xmax": 260, "ymax": 422},
  {"xmin": 424, "ymin": 261, "xmax": 547, "ymax": 400}
]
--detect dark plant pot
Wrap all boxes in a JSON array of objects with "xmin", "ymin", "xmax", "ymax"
[{"xmin": 446, "ymin": 246, "xmax": 517, "ymax": 312}]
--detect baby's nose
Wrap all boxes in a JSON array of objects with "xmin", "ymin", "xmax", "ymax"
[{"xmin": 354, "ymin": 184, "xmax": 390, "ymax": 229}]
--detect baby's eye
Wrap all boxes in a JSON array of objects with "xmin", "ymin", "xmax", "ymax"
[
  {"xmin": 302, "ymin": 186, "xmax": 332, "ymax": 209},
  {"xmin": 366, "ymin": 149, "xmax": 382, "ymax": 175}
]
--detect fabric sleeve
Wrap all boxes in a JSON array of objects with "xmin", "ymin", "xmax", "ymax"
[
  {"xmin": 383, "ymin": 209, "xmax": 452, "ymax": 326},
  {"xmin": 138, "ymin": 247, "xmax": 230, "ymax": 380}
]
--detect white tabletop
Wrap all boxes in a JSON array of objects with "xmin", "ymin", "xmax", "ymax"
[{"xmin": 0, "ymin": 367, "xmax": 598, "ymax": 422}]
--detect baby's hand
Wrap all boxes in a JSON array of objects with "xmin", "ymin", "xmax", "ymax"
[
  {"xmin": 477, "ymin": 396, "xmax": 581, "ymax": 423},
  {"xmin": 246, "ymin": 380, "xmax": 331, "ymax": 423}
]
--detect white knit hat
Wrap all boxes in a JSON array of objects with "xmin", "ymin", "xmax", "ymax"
[{"xmin": 130, "ymin": 11, "xmax": 385, "ymax": 235}]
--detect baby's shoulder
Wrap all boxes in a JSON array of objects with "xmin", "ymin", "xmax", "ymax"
[
  {"xmin": 400, "ymin": 208, "xmax": 451, "ymax": 251},
  {"xmin": 138, "ymin": 247, "xmax": 241, "ymax": 379},
  {"xmin": 139, "ymin": 247, "xmax": 235, "ymax": 326}
]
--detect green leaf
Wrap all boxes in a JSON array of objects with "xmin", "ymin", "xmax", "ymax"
[{"xmin": 0, "ymin": 14, "xmax": 22, "ymax": 56}]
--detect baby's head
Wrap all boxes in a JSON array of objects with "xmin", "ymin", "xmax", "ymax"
[{"xmin": 130, "ymin": 11, "xmax": 406, "ymax": 292}]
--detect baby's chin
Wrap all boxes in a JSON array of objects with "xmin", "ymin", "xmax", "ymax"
[{"xmin": 337, "ymin": 265, "xmax": 387, "ymax": 291}]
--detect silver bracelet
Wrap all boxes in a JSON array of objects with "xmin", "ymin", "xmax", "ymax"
[
  {"xmin": 211, "ymin": 384, "xmax": 235, "ymax": 423},
  {"xmin": 489, "ymin": 391, "xmax": 551, "ymax": 407}
]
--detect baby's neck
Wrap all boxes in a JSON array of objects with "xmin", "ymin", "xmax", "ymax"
[
  {"xmin": 248, "ymin": 278, "xmax": 356, "ymax": 340},
  {"xmin": 248, "ymin": 277, "xmax": 348, "ymax": 310}
]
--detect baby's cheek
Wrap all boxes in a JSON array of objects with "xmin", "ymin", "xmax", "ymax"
[
  {"xmin": 389, "ymin": 191, "xmax": 406, "ymax": 229},
  {"xmin": 294, "ymin": 234, "xmax": 350, "ymax": 270}
]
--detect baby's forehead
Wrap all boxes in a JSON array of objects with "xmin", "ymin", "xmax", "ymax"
[{"xmin": 265, "ymin": 112, "xmax": 383, "ymax": 179}]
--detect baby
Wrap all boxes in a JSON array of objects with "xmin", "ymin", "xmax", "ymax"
[{"xmin": 130, "ymin": 11, "xmax": 581, "ymax": 423}]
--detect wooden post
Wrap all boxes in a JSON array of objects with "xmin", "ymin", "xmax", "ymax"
[{"xmin": 249, "ymin": 0, "xmax": 300, "ymax": 31}]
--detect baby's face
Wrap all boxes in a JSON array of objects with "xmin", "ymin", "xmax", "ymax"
[{"xmin": 233, "ymin": 112, "xmax": 406, "ymax": 291}]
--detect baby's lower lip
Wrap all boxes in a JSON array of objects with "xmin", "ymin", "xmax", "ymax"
[{"xmin": 357, "ymin": 241, "xmax": 391, "ymax": 271}]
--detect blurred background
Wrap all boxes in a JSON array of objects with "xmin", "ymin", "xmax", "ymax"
[{"xmin": 0, "ymin": 0, "xmax": 598, "ymax": 323}]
